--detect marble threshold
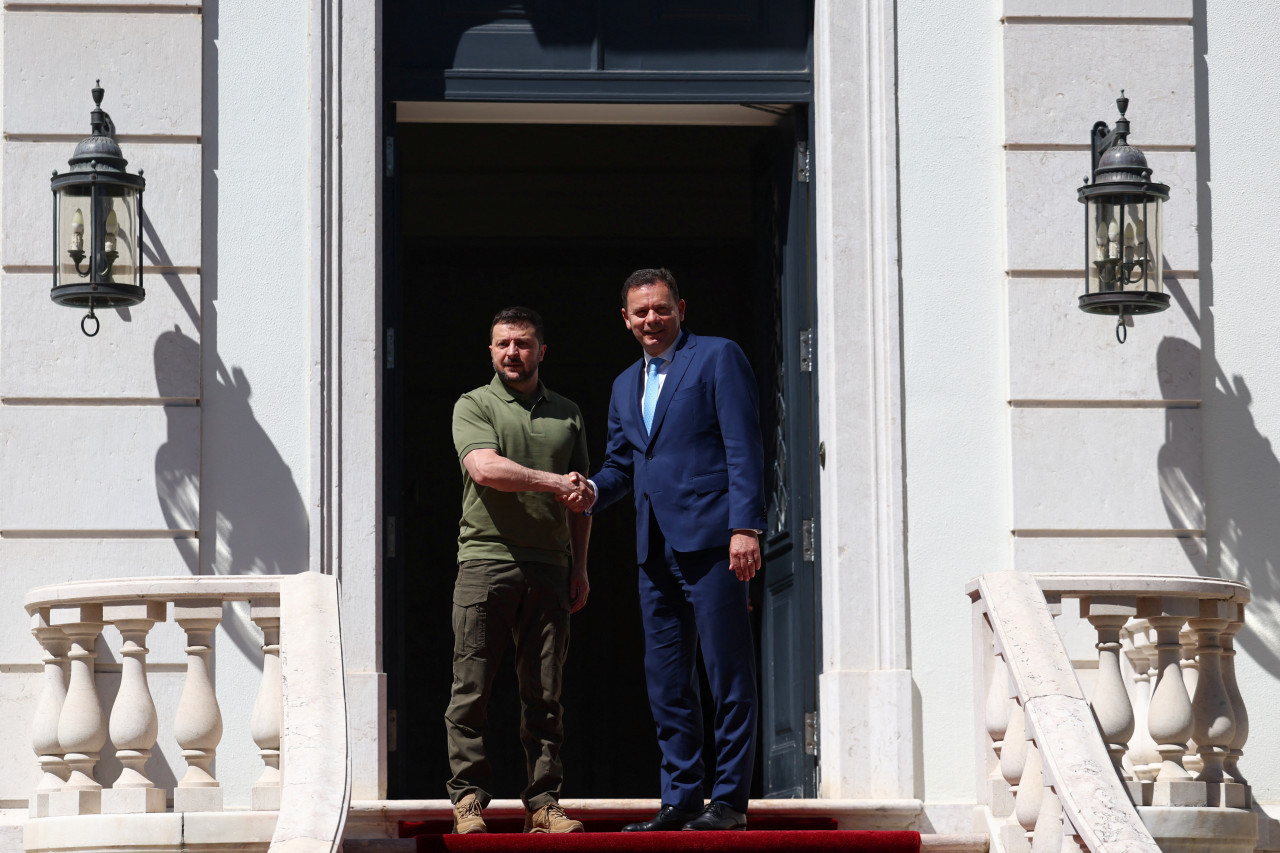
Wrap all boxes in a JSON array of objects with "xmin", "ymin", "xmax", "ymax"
[{"xmin": 347, "ymin": 797, "xmax": 930, "ymax": 835}]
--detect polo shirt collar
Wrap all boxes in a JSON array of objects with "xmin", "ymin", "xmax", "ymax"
[{"xmin": 489, "ymin": 372, "xmax": 545, "ymax": 405}]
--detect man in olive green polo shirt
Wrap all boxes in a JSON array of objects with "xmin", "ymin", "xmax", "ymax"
[{"xmin": 446, "ymin": 306, "xmax": 593, "ymax": 835}]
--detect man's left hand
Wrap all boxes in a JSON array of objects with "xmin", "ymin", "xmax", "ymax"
[
  {"xmin": 569, "ymin": 565, "xmax": 590, "ymax": 612},
  {"xmin": 729, "ymin": 530, "xmax": 760, "ymax": 581}
]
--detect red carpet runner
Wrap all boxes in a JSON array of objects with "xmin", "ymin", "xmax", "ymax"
[{"xmin": 405, "ymin": 824, "xmax": 919, "ymax": 853}]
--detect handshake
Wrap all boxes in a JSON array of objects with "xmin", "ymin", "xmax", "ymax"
[{"xmin": 556, "ymin": 472, "xmax": 595, "ymax": 513}]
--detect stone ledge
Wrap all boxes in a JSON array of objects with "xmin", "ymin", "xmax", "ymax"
[
  {"xmin": 345, "ymin": 798, "xmax": 927, "ymax": 840},
  {"xmin": 23, "ymin": 811, "xmax": 277, "ymax": 853}
]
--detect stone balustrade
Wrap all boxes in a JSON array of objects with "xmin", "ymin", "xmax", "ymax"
[
  {"xmin": 969, "ymin": 573, "xmax": 1259, "ymax": 853},
  {"xmin": 22, "ymin": 574, "xmax": 349, "ymax": 853}
]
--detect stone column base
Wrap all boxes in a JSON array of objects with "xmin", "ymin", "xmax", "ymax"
[{"xmin": 1137, "ymin": 805, "xmax": 1259, "ymax": 853}]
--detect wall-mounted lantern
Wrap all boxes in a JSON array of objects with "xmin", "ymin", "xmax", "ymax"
[
  {"xmin": 50, "ymin": 82, "xmax": 146, "ymax": 337},
  {"xmin": 1077, "ymin": 92, "xmax": 1168, "ymax": 344}
]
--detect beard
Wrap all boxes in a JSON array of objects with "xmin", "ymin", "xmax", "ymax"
[{"xmin": 495, "ymin": 361, "xmax": 535, "ymax": 385}]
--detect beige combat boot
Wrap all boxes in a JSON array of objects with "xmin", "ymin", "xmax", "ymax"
[
  {"xmin": 524, "ymin": 801, "xmax": 584, "ymax": 833},
  {"xmin": 452, "ymin": 793, "xmax": 487, "ymax": 834}
]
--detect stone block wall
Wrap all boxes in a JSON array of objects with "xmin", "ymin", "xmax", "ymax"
[
  {"xmin": 0, "ymin": 0, "xmax": 204, "ymax": 809},
  {"xmin": 1001, "ymin": 1, "xmax": 1204, "ymax": 575}
]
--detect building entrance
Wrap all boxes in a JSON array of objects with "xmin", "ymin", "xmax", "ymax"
[{"xmin": 383, "ymin": 117, "xmax": 812, "ymax": 799}]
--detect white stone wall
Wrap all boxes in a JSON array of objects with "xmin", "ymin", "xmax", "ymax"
[
  {"xmin": 897, "ymin": 0, "xmax": 1280, "ymax": 826},
  {"xmin": 898, "ymin": 0, "xmax": 1010, "ymax": 813},
  {"xmin": 1200, "ymin": 0, "xmax": 1280, "ymax": 812},
  {"xmin": 0, "ymin": 0, "xmax": 318, "ymax": 815},
  {"xmin": 0, "ymin": 0, "xmax": 206, "ymax": 810},
  {"xmin": 999, "ymin": 2, "xmax": 1202, "ymax": 576}
]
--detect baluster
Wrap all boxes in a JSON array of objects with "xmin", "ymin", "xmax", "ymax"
[
  {"xmin": 1082, "ymin": 599, "xmax": 1137, "ymax": 790},
  {"xmin": 1141, "ymin": 598, "xmax": 1205, "ymax": 807},
  {"xmin": 986, "ymin": 654, "xmax": 1014, "ymax": 816},
  {"xmin": 173, "ymin": 600, "xmax": 224, "ymax": 812},
  {"xmin": 250, "ymin": 600, "xmax": 282, "ymax": 810},
  {"xmin": 30, "ymin": 611, "xmax": 70, "ymax": 817},
  {"xmin": 102, "ymin": 601, "xmax": 167, "ymax": 814},
  {"xmin": 1016, "ymin": 738, "xmax": 1044, "ymax": 844},
  {"xmin": 1122, "ymin": 621, "xmax": 1161, "ymax": 784},
  {"xmin": 49, "ymin": 604, "xmax": 105, "ymax": 816},
  {"xmin": 1031, "ymin": 783, "xmax": 1063, "ymax": 853},
  {"xmin": 1189, "ymin": 600, "xmax": 1236, "ymax": 806},
  {"xmin": 999, "ymin": 701, "xmax": 1031, "ymax": 853},
  {"xmin": 1179, "ymin": 625, "xmax": 1203, "ymax": 775},
  {"xmin": 1222, "ymin": 603, "xmax": 1250, "ymax": 800}
]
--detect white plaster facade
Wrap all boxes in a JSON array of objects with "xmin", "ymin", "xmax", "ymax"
[{"xmin": 0, "ymin": 0, "xmax": 1278, "ymax": 849}]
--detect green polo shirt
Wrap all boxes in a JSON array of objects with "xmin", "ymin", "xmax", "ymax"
[{"xmin": 453, "ymin": 374, "xmax": 589, "ymax": 566}]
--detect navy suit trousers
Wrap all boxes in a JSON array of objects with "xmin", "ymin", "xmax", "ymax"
[{"xmin": 638, "ymin": 514, "xmax": 758, "ymax": 813}]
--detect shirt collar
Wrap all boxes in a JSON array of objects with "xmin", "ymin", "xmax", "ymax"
[{"xmin": 643, "ymin": 331, "xmax": 684, "ymax": 368}]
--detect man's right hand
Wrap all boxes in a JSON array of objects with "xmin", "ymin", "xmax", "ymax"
[{"xmin": 557, "ymin": 472, "xmax": 595, "ymax": 513}]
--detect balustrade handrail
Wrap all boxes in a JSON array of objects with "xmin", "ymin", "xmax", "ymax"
[
  {"xmin": 25, "ymin": 576, "xmax": 285, "ymax": 612},
  {"xmin": 1030, "ymin": 573, "xmax": 1250, "ymax": 605}
]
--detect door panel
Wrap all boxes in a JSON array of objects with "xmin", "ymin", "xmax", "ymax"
[{"xmin": 759, "ymin": 114, "xmax": 817, "ymax": 797}]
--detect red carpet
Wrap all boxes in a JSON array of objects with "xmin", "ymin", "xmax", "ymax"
[{"xmin": 413, "ymin": 831, "xmax": 919, "ymax": 852}]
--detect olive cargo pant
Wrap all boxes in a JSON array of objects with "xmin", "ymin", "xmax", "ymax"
[{"xmin": 444, "ymin": 559, "xmax": 571, "ymax": 810}]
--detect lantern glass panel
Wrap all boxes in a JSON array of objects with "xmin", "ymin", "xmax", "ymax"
[
  {"xmin": 103, "ymin": 189, "xmax": 140, "ymax": 287},
  {"xmin": 1086, "ymin": 196, "xmax": 1163, "ymax": 298},
  {"xmin": 55, "ymin": 183, "xmax": 139, "ymax": 289},
  {"xmin": 55, "ymin": 185, "xmax": 97, "ymax": 289}
]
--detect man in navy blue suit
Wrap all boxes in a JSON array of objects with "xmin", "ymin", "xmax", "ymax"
[{"xmin": 574, "ymin": 268, "xmax": 765, "ymax": 832}]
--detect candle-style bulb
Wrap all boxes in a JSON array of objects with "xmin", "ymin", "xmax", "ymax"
[
  {"xmin": 71, "ymin": 208, "xmax": 84, "ymax": 252},
  {"xmin": 104, "ymin": 208, "xmax": 118, "ymax": 254}
]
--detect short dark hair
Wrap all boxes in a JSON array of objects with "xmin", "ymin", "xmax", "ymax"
[
  {"xmin": 491, "ymin": 306, "xmax": 544, "ymax": 344},
  {"xmin": 621, "ymin": 268, "xmax": 680, "ymax": 307}
]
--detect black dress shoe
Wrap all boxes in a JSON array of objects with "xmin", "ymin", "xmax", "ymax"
[
  {"xmin": 683, "ymin": 802, "xmax": 747, "ymax": 831},
  {"xmin": 621, "ymin": 804, "xmax": 702, "ymax": 832}
]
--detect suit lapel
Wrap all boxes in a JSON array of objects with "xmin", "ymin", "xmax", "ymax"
[
  {"xmin": 646, "ymin": 331, "xmax": 696, "ymax": 447},
  {"xmin": 627, "ymin": 357, "xmax": 647, "ymax": 444}
]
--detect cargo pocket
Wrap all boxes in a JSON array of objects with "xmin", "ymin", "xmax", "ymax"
[{"xmin": 452, "ymin": 583, "xmax": 489, "ymax": 657}]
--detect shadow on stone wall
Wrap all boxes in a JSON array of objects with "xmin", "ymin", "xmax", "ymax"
[{"xmin": 1159, "ymin": 335, "xmax": 1280, "ymax": 677}]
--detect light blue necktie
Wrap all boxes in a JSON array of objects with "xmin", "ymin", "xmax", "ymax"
[{"xmin": 643, "ymin": 357, "xmax": 664, "ymax": 433}]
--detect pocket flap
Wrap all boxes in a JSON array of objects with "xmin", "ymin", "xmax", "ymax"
[
  {"xmin": 452, "ymin": 583, "xmax": 489, "ymax": 607},
  {"xmin": 690, "ymin": 471, "xmax": 729, "ymax": 495}
]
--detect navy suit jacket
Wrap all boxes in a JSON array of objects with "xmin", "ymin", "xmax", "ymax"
[{"xmin": 593, "ymin": 330, "xmax": 767, "ymax": 564}]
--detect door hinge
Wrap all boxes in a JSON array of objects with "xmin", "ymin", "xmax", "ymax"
[
  {"xmin": 386, "ymin": 327, "xmax": 396, "ymax": 369},
  {"xmin": 385, "ymin": 135, "xmax": 395, "ymax": 177},
  {"xmin": 388, "ymin": 708, "xmax": 398, "ymax": 752},
  {"xmin": 799, "ymin": 328, "xmax": 813, "ymax": 372},
  {"xmin": 801, "ymin": 518, "xmax": 814, "ymax": 562},
  {"xmin": 385, "ymin": 515, "xmax": 397, "ymax": 558},
  {"xmin": 804, "ymin": 710, "xmax": 819, "ymax": 756},
  {"xmin": 797, "ymin": 140, "xmax": 810, "ymax": 183}
]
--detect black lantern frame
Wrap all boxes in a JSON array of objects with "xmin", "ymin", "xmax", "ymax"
[
  {"xmin": 1077, "ymin": 92, "xmax": 1169, "ymax": 343},
  {"xmin": 50, "ymin": 82, "xmax": 146, "ymax": 337}
]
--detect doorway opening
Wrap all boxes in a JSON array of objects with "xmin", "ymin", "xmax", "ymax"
[{"xmin": 383, "ymin": 117, "xmax": 800, "ymax": 799}]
